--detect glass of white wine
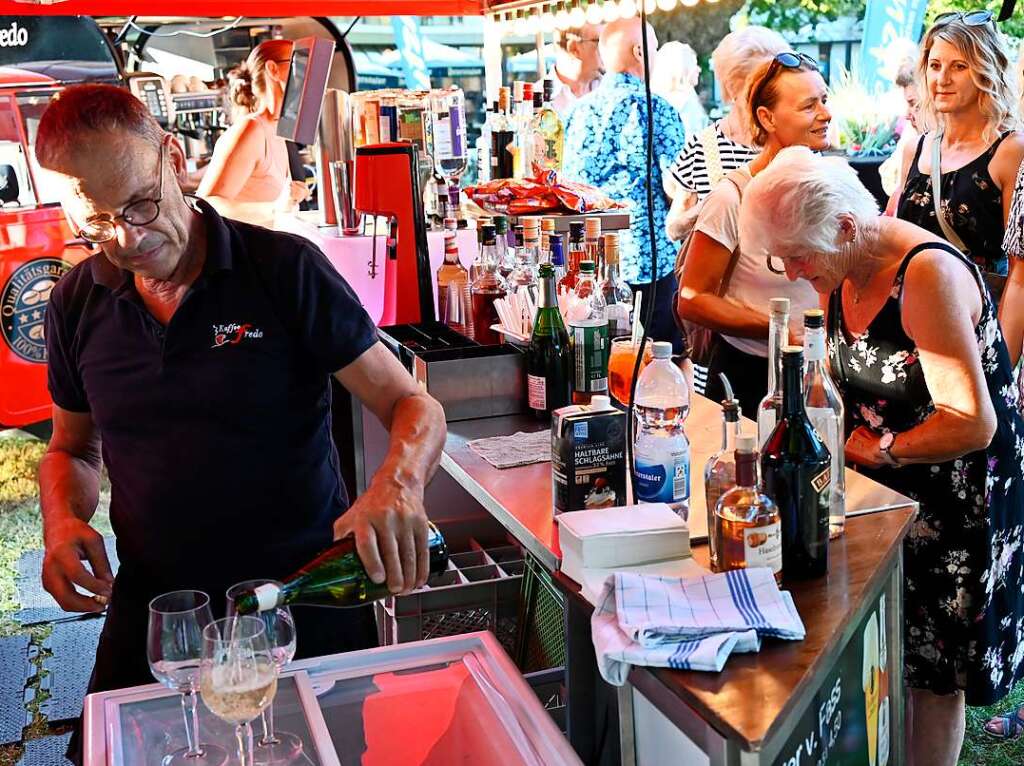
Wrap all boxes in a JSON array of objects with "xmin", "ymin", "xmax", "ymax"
[
  {"xmin": 147, "ymin": 590, "xmax": 228, "ymax": 766},
  {"xmin": 200, "ymin": 616, "xmax": 278, "ymax": 766},
  {"xmin": 226, "ymin": 579, "xmax": 302, "ymax": 764}
]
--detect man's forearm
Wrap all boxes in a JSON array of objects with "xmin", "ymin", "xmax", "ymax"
[
  {"xmin": 39, "ymin": 450, "xmax": 102, "ymax": 539},
  {"xmin": 372, "ymin": 393, "xmax": 446, "ymax": 492}
]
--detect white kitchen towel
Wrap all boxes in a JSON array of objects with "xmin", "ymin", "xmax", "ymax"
[
  {"xmin": 467, "ymin": 430, "xmax": 551, "ymax": 469},
  {"xmin": 592, "ymin": 567, "xmax": 806, "ymax": 685}
]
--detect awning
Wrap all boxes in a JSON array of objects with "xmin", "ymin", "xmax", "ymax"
[
  {"xmin": 505, "ymin": 43, "xmax": 555, "ymax": 74},
  {"xmin": 378, "ymin": 37, "xmax": 483, "ymax": 74},
  {"xmin": 0, "ymin": 0, "xmax": 482, "ymax": 15}
]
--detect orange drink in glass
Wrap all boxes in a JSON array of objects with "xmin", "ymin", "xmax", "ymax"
[{"xmin": 608, "ymin": 336, "xmax": 654, "ymax": 405}]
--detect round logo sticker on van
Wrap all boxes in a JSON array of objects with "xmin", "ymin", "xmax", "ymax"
[{"xmin": 1, "ymin": 259, "xmax": 70, "ymax": 363}]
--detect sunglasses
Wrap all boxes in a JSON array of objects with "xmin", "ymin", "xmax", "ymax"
[
  {"xmin": 934, "ymin": 10, "xmax": 994, "ymax": 26},
  {"xmin": 750, "ymin": 52, "xmax": 820, "ymax": 110}
]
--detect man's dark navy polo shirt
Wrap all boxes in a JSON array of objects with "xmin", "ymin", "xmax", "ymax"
[{"xmin": 45, "ymin": 200, "xmax": 378, "ymax": 590}]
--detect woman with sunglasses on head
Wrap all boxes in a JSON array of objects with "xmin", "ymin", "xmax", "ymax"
[
  {"xmin": 892, "ymin": 12, "xmax": 1024, "ymax": 373},
  {"xmin": 674, "ymin": 52, "xmax": 827, "ymax": 416},
  {"xmin": 740, "ymin": 146, "xmax": 1024, "ymax": 766},
  {"xmin": 198, "ymin": 39, "xmax": 304, "ymax": 228}
]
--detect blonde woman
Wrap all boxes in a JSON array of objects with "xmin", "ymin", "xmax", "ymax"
[
  {"xmin": 739, "ymin": 145, "xmax": 1024, "ymax": 766},
  {"xmin": 652, "ymin": 41, "xmax": 707, "ymax": 137},
  {"xmin": 893, "ymin": 11, "xmax": 1024, "ymax": 370},
  {"xmin": 198, "ymin": 39, "xmax": 296, "ymax": 228},
  {"xmin": 664, "ymin": 26, "xmax": 788, "ymax": 241},
  {"xmin": 675, "ymin": 53, "xmax": 827, "ymax": 415}
]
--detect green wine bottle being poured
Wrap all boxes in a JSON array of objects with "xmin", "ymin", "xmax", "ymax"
[{"xmin": 233, "ymin": 522, "xmax": 449, "ymax": 614}]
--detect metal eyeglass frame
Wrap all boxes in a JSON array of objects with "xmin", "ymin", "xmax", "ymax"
[{"xmin": 77, "ymin": 139, "xmax": 167, "ymax": 244}]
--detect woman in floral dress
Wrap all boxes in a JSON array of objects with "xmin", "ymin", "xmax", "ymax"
[{"xmin": 740, "ymin": 146, "xmax": 1024, "ymax": 766}]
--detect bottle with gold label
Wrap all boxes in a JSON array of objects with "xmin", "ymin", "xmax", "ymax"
[
  {"xmin": 714, "ymin": 435, "xmax": 782, "ymax": 584},
  {"xmin": 531, "ymin": 78, "xmax": 564, "ymax": 173}
]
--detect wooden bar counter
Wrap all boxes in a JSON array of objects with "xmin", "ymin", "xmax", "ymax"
[{"xmin": 439, "ymin": 394, "xmax": 918, "ymax": 766}]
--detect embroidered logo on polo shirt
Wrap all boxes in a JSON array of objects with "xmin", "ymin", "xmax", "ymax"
[
  {"xmin": 1, "ymin": 258, "xmax": 71, "ymax": 363},
  {"xmin": 211, "ymin": 322, "xmax": 264, "ymax": 348}
]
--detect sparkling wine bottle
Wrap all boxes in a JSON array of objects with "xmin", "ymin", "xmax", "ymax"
[
  {"xmin": 760, "ymin": 347, "xmax": 832, "ymax": 579},
  {"xmin": 233, "ymin": 523, "xmax": 449, "ymax": 613},
  {"xmin": 527, "ymin": 263, "xmax": 572, "ymax": 419}
]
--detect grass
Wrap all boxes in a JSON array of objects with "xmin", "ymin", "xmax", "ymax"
[{"xmin": 0, "ymin": 433, "xmax": 110, "ymax": 765}]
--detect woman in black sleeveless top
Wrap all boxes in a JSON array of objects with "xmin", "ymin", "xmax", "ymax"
[
  {"xmin": 892, "ymin": 13, "xmax": 1024, "ymax": 374},
  {"xmin": 742, "ymin": 146, "xmax": 1024, "ymax": 765}
]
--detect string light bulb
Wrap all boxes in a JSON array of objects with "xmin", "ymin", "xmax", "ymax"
[
  {"xmin": 541, "ymin": 6, "xmax": 558, "ymax": 32},
  {"xmin": 569, "ymin": 1, "xmax": 587, "ymax": 27},
  {"xmin": 657, "ymin": 0, "xmax": 677, "ymax": 10},
  {"xmin": 601, "ymin": 0, "xmax": 621, "ymax": 21},
  {"xmin": 618, "ymin": 0, "xmax": 637, "ymax": 17},
  {"xmin": 555, "ymin": 1, "xmax": 573, "ymax": 29},
  {"xmin": 643, "ymin": 0, "xmax": 657, "ymax": 13},
  {"xmin": 681, "ymin": 0, "xmax": 698, "ymax": 6},
  {"xmin": 586, "ymin": 0, "xmax": 605, "ymax": 24}
]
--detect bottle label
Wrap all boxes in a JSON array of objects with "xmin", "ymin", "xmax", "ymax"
[
  {"xmin": 744, "ymin": 522, "xmax": 782, "ymax": 574},
  {"xmin": 253, "ymin": 583, "xmax": 281, "ymax": 612},
  {"xmin": 757, "ymin": 409, "xmax": 777, "ymax": 449},
  {"xmin": 805, "ymin": 332, "xmax": 826, "ymax": 362},
  {"xmin": 634, "ymin": 440, "xmax": 690, "ymax": 504},
  {"xmin": 811, "ymin": 466, "xmax": 831, "ymax": 494},
  {"xmin": 528, "ymin": 374, "xmax": 547, "ymax": 410},
  {"xmin": 606, "ymin": 304, "xmax": 630, "ymax": 337},
  {"xmin": 572, "ymin": 323, "xmax": 609, "ymax": 393}
]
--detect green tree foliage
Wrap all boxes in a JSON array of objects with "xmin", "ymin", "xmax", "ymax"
[{"xmin": 741, "ymin": 0, "xmax": 866, "ymax": 33}]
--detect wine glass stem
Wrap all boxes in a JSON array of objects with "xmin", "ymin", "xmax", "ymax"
[
  {"xmin": 179, "ymin": 689, "xmax": 204, "ymax": 758},
  {"xmin": 236, "ymin": 721, "xmax": 254, "ymax": 766},
  {"xmin": 259, "ymin": 702, "xmax": 280, "ymax": 746}
]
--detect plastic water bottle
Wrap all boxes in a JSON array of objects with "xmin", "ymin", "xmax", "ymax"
[{"xmin": 633, "ymin": 341, "xmax": 691, "ymax": 517}]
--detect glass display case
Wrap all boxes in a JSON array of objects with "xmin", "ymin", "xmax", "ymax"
[{"xmin": 84, "ymin": 632, "xmax": 579, "ymax": 766}]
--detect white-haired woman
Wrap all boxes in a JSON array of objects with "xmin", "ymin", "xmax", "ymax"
[
  {"xmin": 652, "ymin": 41, "xmax": 707, "ymax": 137},
  {"xmin": 893, "ymin": 12, "xmax": 1024, "ymax": 371},
  {"xmin": 664, "ymin": 26, "xmax": 788, "ymax": 241},
  {"xmin": 675, "ymin": 53, "xmax": 826, "ymax": 415},
  {"xmin": 741, "ymin": 145, "xmax": 1024, "ymax": 765}
]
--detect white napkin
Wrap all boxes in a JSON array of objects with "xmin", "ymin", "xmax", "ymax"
[{"xmin": 592, "ymin": 567, "xmax": 806, "ymax": 685}]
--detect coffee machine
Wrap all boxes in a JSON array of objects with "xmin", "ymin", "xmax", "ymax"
[{"xmin": 353, "ymin": 143, "xmax": 434, "ymax": 327}]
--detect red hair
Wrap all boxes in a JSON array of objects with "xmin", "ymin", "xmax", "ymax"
[{"xmin": 35, "ymin": 84, "xmax": 165, "ymax": 169}]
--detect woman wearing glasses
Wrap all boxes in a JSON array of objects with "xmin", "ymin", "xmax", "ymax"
[
  {"xmin": 892, "ymin": 12, "xmax": 1024, "ymax": 372},
  {"xmin": 674, "ymin": 51, "xmax": 827, "ymax": 416},
  {"xmin": 198, "ymin": 39, "xmax": 299, "ymax": 228},
  {"xmin": 739, "ymin": 146, "xmax": 1024, "ymax": 766}
]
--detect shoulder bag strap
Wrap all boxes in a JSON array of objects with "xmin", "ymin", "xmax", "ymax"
[
  {"xmin": 701, "ymin": 124, "xmax": 725, "ymax": 188},
  {"xmin": 714, "ymin": 170, "xmax": 749, "ymax": 297},
  {"xmin": 930, "ymin": 131, "xmax": 969, "ymax": 252}
]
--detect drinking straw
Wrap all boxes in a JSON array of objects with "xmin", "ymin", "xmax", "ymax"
[{"xmin": 630, "ymin": 292, "xmax": 643, "ymax": 346}]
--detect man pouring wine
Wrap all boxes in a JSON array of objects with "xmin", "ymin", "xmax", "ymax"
[{"xmin": 33, "ymin": 85, "xmax": 447, "ymax": 764}]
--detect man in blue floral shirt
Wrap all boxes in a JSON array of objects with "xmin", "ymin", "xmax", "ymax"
[{"xmin": 563, "ymin": 18, "xmax": 686, "ymax": 349}]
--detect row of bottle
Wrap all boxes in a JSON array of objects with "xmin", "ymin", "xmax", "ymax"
[
  {"xmin": 705, "ymin": 312, "xmax": 844, "ymax": 581},
  {"xmin": 476, "ymin": 79, "xmax": 564, "ymax": 183}
]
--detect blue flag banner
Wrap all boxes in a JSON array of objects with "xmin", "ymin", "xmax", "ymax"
[
  {"xmin": 859, "ymin": 0, "xmax": 930, "ymax": 91},
  {"xmin": 391, "ymin": 16, "xmax": 431, "ymax": 91}
]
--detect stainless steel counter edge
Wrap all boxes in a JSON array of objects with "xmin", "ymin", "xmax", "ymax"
[{"xmin": 439, "ymin": 450, "xmax": 561, "ymax": 571}]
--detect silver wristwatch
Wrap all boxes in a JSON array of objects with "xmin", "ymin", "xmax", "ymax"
[{"xmin": 878, "ymin": 431, "xmax": 901, "ymax": 467}]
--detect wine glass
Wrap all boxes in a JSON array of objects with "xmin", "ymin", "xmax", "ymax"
[
  {"xmin": 147, "ymin": 590, "xmax": 228, "ymax": 766},
  {"xmin": 200, "ymin": 616, "xmax": 278, "ymax": 766},
  {"xmin": 227, "ymin": 580, "xmax": 302, "ymax": 764}
]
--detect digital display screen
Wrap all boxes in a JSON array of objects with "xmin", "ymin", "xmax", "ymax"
[{"xmin": 280, "ymin": 47, "xmax": 308, "ymax": 126}]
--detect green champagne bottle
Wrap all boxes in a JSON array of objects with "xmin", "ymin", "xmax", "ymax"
[
  {"xmin": 527, "ymin": 262, "xmax": 572, "ymax": 419},
  {"xmin": 233, "ymin": 522, "xmax": 449, "ymax": 614}
]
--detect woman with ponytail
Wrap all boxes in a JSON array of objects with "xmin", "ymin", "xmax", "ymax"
[{"xmin": 198, "ymin": 39, "xmax": 298, "ymax": 227}]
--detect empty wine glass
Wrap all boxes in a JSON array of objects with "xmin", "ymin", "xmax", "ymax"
[
  {"xmin": 147, "ymin": 590, "xmax": 228, "ymax": 766},
  {"xmin": 227, "ymin": 580, "xmax": 302, "ymax": 764},
  {"xmin": 200, "ymin": 616, "xmax": 278, "ymax": 766}
]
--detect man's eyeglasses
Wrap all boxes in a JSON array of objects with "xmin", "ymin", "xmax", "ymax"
[
  {"xmin": 934, "ymin": 9, "xmax": 994, "ymax": 27},
  {"xmin": 78, "ymin": 140, "xmax": 166, "ymax": 244}
]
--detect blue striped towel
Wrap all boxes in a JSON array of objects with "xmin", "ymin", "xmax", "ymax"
[{"xmin": 592, "ymin": 567, "xmax": 806, "ymax": 685}]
